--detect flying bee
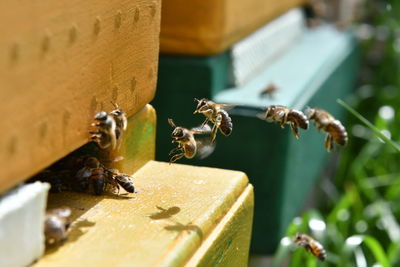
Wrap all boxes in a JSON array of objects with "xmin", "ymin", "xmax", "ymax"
[
  {"xmin": 109, "ymin": 102, "xmax": 128, "ymax": 148},
  {"xmin": 259, "ymin": 105, "xmax": 309, "ymax": 139},
  {"xmin": 168, "ymin": 118, "xmax": 215, "ymax": 163},
  {"xmin": 306, "ymin": 107, "xmax": 348, "ymax": 152},
  {"xmin": 44, "ymin": 207, "xmax": 72, "ymax": 246},
  {"xmin": 294, "ymin": 233, "xmax": 326, "ymax": 261},
  {"xmin": 260, "ymin": 83, "xmax": 279, "ymax": 98},
  {"xmin": 193, "ymin": 98, "xmax": 233, "ymax": 142},
  {"xmin": 89, "ymin": 111, "xmax": 117, "ymax": 150}
]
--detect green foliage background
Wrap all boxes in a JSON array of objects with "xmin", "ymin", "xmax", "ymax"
[{"xmin": 273, "ymin": 1, "xmax": 400, "ymax": 266}]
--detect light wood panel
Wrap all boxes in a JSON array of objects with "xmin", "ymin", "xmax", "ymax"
[
  {"xmin": 34, "ymin": 161, "xmax": 252, "ymax": 266},
  {"xmin": 0, "ymin": 0, "xmax": 161, "ymax": 193}
]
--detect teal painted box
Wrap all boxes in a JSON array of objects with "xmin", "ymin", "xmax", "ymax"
[{"xmin": 152, "ymin": 25, "xmax": 359, "ymax": 253}]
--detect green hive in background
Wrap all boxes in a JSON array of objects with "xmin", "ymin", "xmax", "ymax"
[{"xmin": 152, "ymin": 25, "xmax": 359, "ymax": 254}]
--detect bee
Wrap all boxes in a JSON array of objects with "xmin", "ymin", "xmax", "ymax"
[
  {"xmin": 44, "ymin": 207, "xmax": 72, "ymax": 246},
  {"xmin": 259, "ymin": 105, "xmax": 309, "ymax": 139},
  {"xmin": 75, "ymin": 157, "xmax": 117, "ymax": 195},
  {"xmin": 112, "ymin": 173, "xmax": 135, "ymax": 193},
  {"xmin": 90, "ymin": 111, "xmax": 117, "ymax": 150},
  {"xmin": 193, "ymin": 98, "xmax": 233, "ymax": 142},
  {"xmin": 168, "ymin": 118, "xmax": 214, "ymax": 163},
  {"xmin": 306, "ymin": 107, "xmax": 348, "ymax": 152},
  {"xmin": 109, "ymin": 102, "xmax": 128, "ymax": 148},
  {"xmin": 260, "ymin": 83, "xmax": 279, "ymax": 98},
  {"xmin": 294, "ymin": 233, "xmax": 326, "ymax": 261}
]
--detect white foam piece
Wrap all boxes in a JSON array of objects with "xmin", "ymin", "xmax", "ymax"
[
  {"xmin": 230, "ymin": 8, "xmax": 305, "ymax": 87},
  {"xmin": 0, "ymin": 182, "xmax": 50, "ymax": 267}
]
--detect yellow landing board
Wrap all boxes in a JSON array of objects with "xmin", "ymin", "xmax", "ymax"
[{"xmin": 34, "ymin": 161, "xmax": 253, "ymax": 267}]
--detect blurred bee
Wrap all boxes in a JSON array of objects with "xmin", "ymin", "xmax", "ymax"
[
  {"xmin": 260, "ymin": 83, "xmax": 279, "ymax": 99},
  {"xmin": 89, "ymin": 111, "xmax": 117, "ymax": 150},
  {"xmin": 109, "ymin": 102, "xmax": 128, "ymax": 148},
  {"xmin": 193, "ymin": 98, "xmax": 233, "ymax": 142},
  {"xmin": 259, "ymin": 105, "xmax": 309, "ymax": 139},
  {"xmin": 294, "ymin": 233, "xmax": 326, "ymax": 261},
  {"xmin": 306, "ymin": 107, "xmax": 348, "ymax": 152},
  {"xmin": 44, "ymin": 207, "xmax": 72, "ymax": 246},
  {"xmin": 168, "ymin": 118, "xmax": 215, "ymax": 163}
]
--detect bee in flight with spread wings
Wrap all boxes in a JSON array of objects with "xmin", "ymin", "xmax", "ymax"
[
  {"xmin": 193, "ymin": 98, "xmax": 233, "ymax": 142},
  {"xmin": 168, "ymin": 118, "xmax": 215, "ymax": 163}
]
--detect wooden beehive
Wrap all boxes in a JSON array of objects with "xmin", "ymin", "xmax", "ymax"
[
  {"xmin": 160, "ymin": 0, "xmax": 309, "ymax": 55},
  {"xmin": 0, "ymin": 0, "xmax": 161, "ymax": 193}
]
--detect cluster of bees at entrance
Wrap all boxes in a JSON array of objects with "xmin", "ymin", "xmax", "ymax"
[
  {"xmin": 34, "ymin": 103, "xmax": 136, "ymax": 246},
  {"xmin": 169, "ymin": 98, "xmax": 348, "ymax": 164}
]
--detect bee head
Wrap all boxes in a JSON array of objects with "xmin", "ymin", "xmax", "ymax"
[
  {"xmin": 194, "ymin": 98, "xmax": 210, "ymax": 114},
  {"xmin": 264, "ymin": 105, "xmax": 277, "ymax": 122},
  {"xmin": 171, "ymin": 127, "xmax": 185, "ymax": 138},
  {"xmin": 94, "ymin": 111, "xmax": 108, "ymax": 121},
  {"xmin": 110, "ymin": 109, "xmax": 123, "ymax": 117},
  {"xmin": 84, "ymin": 157, "xmax": 100, "ymax": 168}
]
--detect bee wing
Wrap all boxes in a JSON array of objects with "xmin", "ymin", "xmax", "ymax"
[
  {"xmin": 195, "ymin": 137, "xmax": 216, "ymax": 159},
  {"xmin": 218, "ymin": 104, "xmax": 236, "ymax": 111},
  {"xmin": 75, "ymin": 167, "xmax": 92, "ymax": 179},
  {"xmin": 190, "ymin": 123, "xmax": 212, "ymax": 134}
]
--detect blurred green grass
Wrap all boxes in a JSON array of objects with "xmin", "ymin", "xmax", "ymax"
[{"xmin": 273, "ymin": 1, "xmax": 400, "ymax": 266}]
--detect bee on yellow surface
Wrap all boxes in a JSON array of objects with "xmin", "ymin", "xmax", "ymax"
[
  {"xmin": 259, "ymin": 105, "xmax": 309, "ymax": 139},
  {"xmin": 193, "ymin": 98, "xmax": 233, "ymax": 142},
  {"xmin": 168, "ymin": 118, "xmax": 214, "ymax": 163},
  {"xmin": 294, "ymin": 233, "xmax": 326, "ymax": 261},
  {"xmin": 44, "ymin": 207, "xmax": 72, "ymax": 246},
  {"xmin": 306, "ymin": 107, "xmax": 348, "ymax": 152},
  {"xmin": 113, "ymin": 173, "xmax": 135, "ymax": 193}
]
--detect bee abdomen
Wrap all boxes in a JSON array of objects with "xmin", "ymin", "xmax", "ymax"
[
  {"xmin": 288, "ymin": 110, "xmax": 309, "ymax": 130},
  {"xmin": 115, "ymin": 175, "xmax": 135, "ymax": 193},
  {"xmin": 327, "ymin": 121, "xmax": 348, "ymax": 146},
  {"xmin": 219, "ymin": 110, "xmax": 233, "ymax": 136},
  {"xmin": 184, "ymin": 143, "xmax": 197, "ymax": 159},
  {"xmin": 310, "ymin": 242, "xmax": 327, "ymax": 261},
  {"xmin": 91, "ymin": 169, "xmax": 105, "ymax": 195}
]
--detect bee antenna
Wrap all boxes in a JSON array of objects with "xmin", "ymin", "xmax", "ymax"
[
  {"xmin": 110, "ymin": 101, "xmax": 119, "ymax": 109},
  {"xmin": 167, "ymin": 118, "xmax": 176, "ymax": 128},
  {"xmin": 194, "ymin": 98, "xmax": 199, "ymax": 102}
]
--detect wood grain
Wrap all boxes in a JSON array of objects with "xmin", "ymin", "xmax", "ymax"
[
  {"xmin": 0, "ymin": 0, "xmax": 161, "ymax": 193},
  {"xmin": 160, "ymin": 0, "xmax": 308, "ymax": 55},
  {"xmin": 34, "ymin": 161, "xmax": 251, "ymax": 266}
]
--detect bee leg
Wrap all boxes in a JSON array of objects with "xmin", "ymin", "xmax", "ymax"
[
  {"xmin": 200, "ymin": 118, "xmax": 209, "ymax": 128},
  {"xmin": 169, "ymin": 147, "xmax": 181, "ymax": 156},
  {"xmin": 170, "ymin": 153, "xmax": 184, "ymax": 163},
  {"xmin": 290, "ymin": 123, "xmax": 300, "ymax": 139},
  {"xmin": 325, "ymin": 134, "xmax": 334, "ymax": 152},
  {"xmin": 211, "ymin": 114, "xmax": 222, "ymax": 142}
]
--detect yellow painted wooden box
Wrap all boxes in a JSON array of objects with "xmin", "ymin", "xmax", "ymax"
[
  {"xmin": 0, "ymin": 0, "xmax": 161, "ymax": 193},
  {"xmin": 35, "ymin": 161, "xmax": 254, "ymax": 266},
  {"xmin": 160, "ymin": 0, "xmax": 309, "ymax": 55}
]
